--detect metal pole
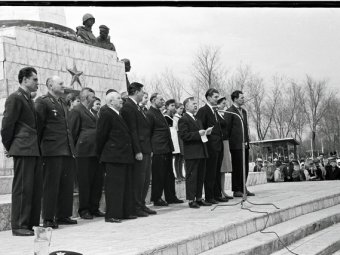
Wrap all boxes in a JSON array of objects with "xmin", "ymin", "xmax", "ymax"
[{"xmin": 220, "ymin": 110, "xmax": 247, "ymax": 202}]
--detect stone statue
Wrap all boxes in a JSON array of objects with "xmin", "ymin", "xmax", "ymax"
[
  {"xmin": 96, "ymin": 25, "xmax": 116, "ymax": 51},
  {"xmin": 121, "ymin": 58, "xmax": 131, "ymax": 90},
  {"xmin": 76, "ymin": 13, "xmax": 97, "ymax": 46}
]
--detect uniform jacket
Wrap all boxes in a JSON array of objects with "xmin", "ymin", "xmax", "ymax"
[
  {"xmin": 69, "ymin": 103, "xmax": 97, "ymax": 157},
  {"xmin": 35, "ymin": 93, "xmax": 75, "ymax": 157},
  {"xmin": 96, "ymin": 105, "xmax": 134, "ymax": 164},
  {"xmin": 178, "ymin": 113, "xmax": 208, "ymax": 160},
  {"xmin": 76, "ymin": 26, "xmax": 97, "ymax": 45},
  {"xmin": 1, "ymin": 88, "xmax": 40, "ymax": 156},
  {"xmin": 146, "ymin": 106, "xmax": 174, "ymax": 155},
  {"xmin": 120, "ymin": 98, "xmax": 152, "ymax": 154},
  {"xmin": 224, "ymin": 104, "xmax": 250, "ymax": 150},
  {"xmin": 96, "ymin": 36, "xmax": 116, "ymax": 51},
  {"xmin": 195, "ymin": 104, "xmax": 223, "ymax": 152}
]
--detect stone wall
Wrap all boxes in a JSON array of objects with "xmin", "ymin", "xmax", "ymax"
[{"xmin": 0, "ymin": 26, "xmax": 127, "ymax": 171}]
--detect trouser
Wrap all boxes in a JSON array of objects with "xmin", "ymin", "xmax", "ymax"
[
  {"xmin": 104, "ymin": 163, "xmax": 133, "ymax": 219},
  {"xmin": 151, "ymin": 153, "xmax": 177, "ymax": 202},
  {"xmin": 132, "ymin": 153, "xmax": 151, "ymax": 212},
  {"xmin": 185, "ymin": 158, "xmax": 206, "ymax": 201},
  {"xmin": 76, "ymin": 157, "xmax": 103, "ymax": 215},
  {"xmin": 230, "ymin": 149, "xmax": 249, "ymax": 192},
  {"xmin": 42, "ymin": 156, "xmax": 74, "ymax": 220},
  {"xmin": 12, "ymin": 156, "xmax": 42, "ymax": 230},
  {"xmin": 204, "ymin": 150, "xmax": 223, "ymax": 200},
  {"xmin": 174, "ymin": 153, "xmax": 184, "ymax": 178}
]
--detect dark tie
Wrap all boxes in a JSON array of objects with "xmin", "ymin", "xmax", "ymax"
[{"xmin": 138, "ymin": 105, "xmax": 147, "ymax": 118}]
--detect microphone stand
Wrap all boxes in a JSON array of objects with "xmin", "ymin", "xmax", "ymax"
[{"xmin": 211, "ymin": 109, "xmax": 279, "ymax": 210}]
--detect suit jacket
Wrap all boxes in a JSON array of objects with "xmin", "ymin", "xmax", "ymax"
[
  {"xmin": 96, "ymin": 105, "xmax": 134, "ymax": 164},
  {"xmin": 35, "ymin": 92, "xmax": 75, "ymax": 157},
  {"xmin": 178, "ymin": 113, "xmax": 208, "ymax": 160},
  {"xmin": 120, "ymin": 98, "xmax": 152, "ymax": 154},
  {"xmin": 1, "ymin": 88, "xmax": 40, "ymax": 156},
  {"xmin": 224, "ymin": 105, "xmax": 250, "ymax": 150},
  {"xmin": 69, "ymin": 103, "xmax": 97, "ymax": 157},
  {"xmin": 146, "ymin": 106, "xmax": 174, "ymax": 154},
  {"xmin": 325, "ymin": 165, "xmax": 340, "ymax": 180},
  {"xmin": 196, "ymin": 104, "xmax": 223, "ymax": 152}
]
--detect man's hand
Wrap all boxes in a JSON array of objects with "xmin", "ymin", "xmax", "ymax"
[
  {"xmin": 135, "ymin": 152, "xmax": 143, "ymax": 161},
  {"xmin": 199, "ymin": 130, "xmax": 205, "ymax": 136},
  {"xmin": 4, "ymin": 148, "xmax": 10, "ymax": 158}
]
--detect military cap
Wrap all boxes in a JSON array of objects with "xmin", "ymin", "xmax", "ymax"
[
  {"xmin": 82, "ymin": 13, "xmax": 95, "ymax": 24},
  {"xmin": 99, "ymin": 25, "xmax": 109, "ymax": 30},
  {"xmin": 49, "ymin": 251, "xmax": 83, "ymax": 255}
]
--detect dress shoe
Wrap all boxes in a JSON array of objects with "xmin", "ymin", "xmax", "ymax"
[
  {"xmin": 12, "ymin": 229, "xmax": 34, "ymax": 236},
  {"xmin": 215, "ymin": 197, "xmax": 229, "ymax": 203},
  {"xmin": 143, "ymin": 206, "xmax": 157, "ymax": 215},
  {"xmin": 206, "ymin": 199, "xmax": 219, "ymax": 204},
  {"xmin": 124, "ymin": 215, "xmax": 138, "ymax": 220},
  {"xmin": 105, "ymin": 218, "xmax": 122, "ymax": 223},
  {"xmin": 43, "ymin": 220, "xmax": 59, "ymax": 229},
  {"xmin": 81, "ymin": 211, "xmax": 93, "ymax": 220},
  {"xmin": 189, "ymin": 201, "xmax": 200, "ymax": 209},
  {"xmin": 224, "ymin": 194, "xmax": 234, "ymax": 199},
  {"xmin": 167, "ymin": 197, "xmax": 184, "ymax": 204},
  {"xmin": 246, "ymin": 190, "xmax": 255, "ymax": 196},
  {"xmin": 92, "ymin": 210, "xmax": 105, "ymax": 217},
  {"xmin": 57, "ymin": 217, "xmax": 77, "ymax": 225},
  {"xmin": 196, "ymin": 200, "xmax": 212, "ymax": 206},
  {"xmin": 136, "ymin": 210, "xmax": 149, "ymax": 217},
  {"xmin": 233, "ymin": 191, "xmax": 244, "ymax": 197},
  {"xmin": 154, "ymin": 199, "xmax": 168, "ymax": 206}
]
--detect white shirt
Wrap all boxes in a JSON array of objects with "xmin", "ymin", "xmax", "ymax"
[
  {"xmin": 186, "ymin": 111, "xmax": 196, "ymax": 121},
  {"xmin": 207, "ymin": 102, "xmax": 215, "ymax": 114},
  {"xmin": 129, "ymin": 97, "xmax": 138, "ymax": 105},
  {"xmin": 109, "ymin": 106, "xmax": 120, "ymax": 115}
]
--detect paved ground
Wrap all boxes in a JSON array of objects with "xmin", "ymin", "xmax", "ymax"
[{"xmin": 0, "ymin": 181, "xmax": 340, "ymax": 255}]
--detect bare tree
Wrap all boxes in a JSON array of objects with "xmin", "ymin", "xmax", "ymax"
[{"xmin": 299, "ymin": 75, "xmax": 333, "ymax": 157}]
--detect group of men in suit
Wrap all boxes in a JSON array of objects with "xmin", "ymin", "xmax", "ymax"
[
  {"xmin": 178, "ymin": 88, "xmax": 254, "ymax": 209},
  {"xmin": 1, "ymin": 66, "xmax": 255, "ymax": 236}
]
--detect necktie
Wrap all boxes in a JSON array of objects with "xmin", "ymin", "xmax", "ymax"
[{"xmin": 138, "ymin": 105, "xmax": 147, "ymax": 118}]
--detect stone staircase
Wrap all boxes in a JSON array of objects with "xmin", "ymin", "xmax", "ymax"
[{"xmin": 0, "ymin": 165, "xmax": 267, "ymax": 232}]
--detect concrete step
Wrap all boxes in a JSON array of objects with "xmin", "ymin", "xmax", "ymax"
[
  {"xmin": 201, "ymin": 203, "xmax": 340, "ymax": 255},
  {"xmin": 0, "ymin": 176, "xmax": 13, "ymax": 195},
  {"xmin": 0, "ymin": 182, "xmax": 339, "ymax": 255},
  {"xmin": 272, "ymin": 223, "xmax": 340, "ymax": 255}
]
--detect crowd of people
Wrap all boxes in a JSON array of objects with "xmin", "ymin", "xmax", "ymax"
[
  {"xmin": 253, "ymin": 155, "xmax": 340, "ymax": 182},
  {"xmin": 2, "ymin": 66, "xmax": 254, "ymax": 236}
]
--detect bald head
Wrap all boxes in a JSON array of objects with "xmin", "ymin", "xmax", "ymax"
[
  {"xmin": 46, "ymin": 75, "xmax": 65, "ymax": 97},
  {"xmin": 106, "ymin": 91, "xmax": 123, "ymax": 111}
]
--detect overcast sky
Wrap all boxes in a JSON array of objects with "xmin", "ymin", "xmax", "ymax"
[{"xmin": 64, "ymin": 7, "xmax": 340, "ymax": 89}]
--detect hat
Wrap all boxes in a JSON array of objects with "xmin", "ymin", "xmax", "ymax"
[
  {"xmin": 99, "ymin": 25, "xmax": 109, "ymax": 30},
  {"xmin": 82, "ymin": 13, "xmax": 95, "ymax": 24},
  {"xmin": 49, "ymin": 251, "xmax": 83, "ymax": 255},
  {"xmin": 217, "ymin": 96, "xmax": 226, "ymax": 104}
]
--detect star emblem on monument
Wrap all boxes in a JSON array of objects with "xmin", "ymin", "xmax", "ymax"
[{"xmin": 67, "ymin": 64, "xmax": 83, "ymax": 88}]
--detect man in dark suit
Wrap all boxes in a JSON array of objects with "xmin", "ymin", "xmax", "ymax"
[
  {"xmin": 178, "ymin": 97, "xmax": 211, "ymax": 208},
  {"xmin": 1, "ymin": 67, "xmax": 41, "ymax": 236},
  {"xmin": 121, "ymin": 83, "xmax": 156, "ymax": 216},
  {"xmin": 146, "ymin": 93, "xmax": 183, "ymax": 206},
  {"xmin": 69, "ymin": 88, "xmax": 104, "ymax": 219},
  {"xmin": 35, "ymin": 76, "xmax": 77, "ymax": 229},
  {"xmin": 325, "ymin": 157, "xmax": 340, "ymax": 180},
  {"xmin": 225, "ymin": 90, "xmax": 255, "ymax": 197},
  {"xmin": 97, "ymin": 91, "xmax": 135, "ymax": 223},
  {"xmin": 196, "ymin": 88, "xmax": 228, "ymax": 204}
]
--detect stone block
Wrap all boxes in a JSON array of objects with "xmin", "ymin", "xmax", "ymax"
[
  {"xmin": 27, "ymin": 48, "xmax": 38, "ymax": 66},
  {"xmin": 235, "ymin": 222, "xmax": 247, "ymax": 238},
  {"xmin": 213, "ymin": 230, "xmax": 226, "ymax": 246},
  {"xmin": 0, "ymin": 202, "xmax": 11, "ymax": 231},
  {"xmin": 186, "ymin": 239, "xmax": 202, "ymax": 255},
  {"xmin": 177, "ymin": 243, "xmax": 187, "ymax": 255},
  {"xmin": 36, "ymin": 32, "xmax": 56, "ymax": 54},
  {"xmin": 201, "ymin": 234, "xmax": 215, "ymax": 252},
  {"xmin": 16, "ymin": 28, "xmax": 37, "ymax": 50},
  {"xmin": 4, "ymin": 44, "xmax": 20, "ymax": 63},
  {"xmin": 0, "ymin": 176, "xmax": 12, "ymax": 195},
  {"xmin": 245, "ymin": 219, "xmax": 257, "ymax": 234},
  {"xmin": 4, "ymin": 62, "xmax": 21, "ymax": 83},
  {"xmin": 161, "ymin": 246, "xmax": 177, "ymax": 255}
]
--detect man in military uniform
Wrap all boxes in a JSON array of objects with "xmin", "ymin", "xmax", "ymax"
[
  {"xmin": 35, "ymin": 76, "xmax": 77, "ymax": 229},
  {"xmin": 76, "ymin": 13, "xmax": 97, "ymax": 45},
  {"xmin": 96, "ymin": 25, "xmax": 116, "ymax": 51},
  {"xmin": 1, "ymin": 67, "xmax": 41, "ymax": 236}
]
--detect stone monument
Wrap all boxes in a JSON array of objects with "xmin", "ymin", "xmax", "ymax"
[{"xmin": 0, "ymin": 7, "xmax": 127, "ymax": 231}]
